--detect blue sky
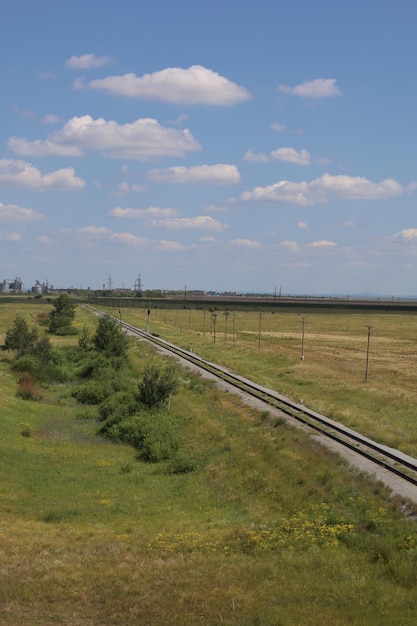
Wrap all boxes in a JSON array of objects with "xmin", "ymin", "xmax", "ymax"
[{"xmin": 1, "ymin": 0, "xmax": 416, "ymax": 295}]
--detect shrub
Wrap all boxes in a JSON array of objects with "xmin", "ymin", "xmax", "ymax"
[
  {"xmin": 136, "ymin": 411, "xmax": 179, "ymax": 462},
  {"xmin": 17, "ymin": 372, "xmax": 39, "ymax": 400},
  {"xmin": 99, "ymin": 409, "xmax": 179, "ymax": 463},
  {"xmin": 54, "ymin": 325, "xmax": 78, "ymax": 336},
  {"xmin": 92, "ymin": 314, "xmax": 129, "ymax": 357},
  {"xmin": 78, "ymin": 325, "xmax": 93, "ymax": 350},
  {"xmin": 164, "ymin": 453, "xmax": 197, "ymax": 474},
  {"xmin": 72, "ymin": 381, "xmax": 111, "ymax": 405},
  {"xmin": 48, "ymin": 294, "xmax": 76, "ymax": 334},
  {"xmin": 20, "ymin": 423, "xmax": 31, "ymax": 437},
  {"xmin": 98, "ymin": 390, "xmax": 138, "ymax": 422},
  {"xmin": 4, "ymin": 315, "xmax": 38, "ymax": 357},
  {"xmin": 13, "ymin": 356, "xmax": 39, "ymax": 376},
  {"xmin": 137, "ymin": 365, "xmax": 179, "ymax": 409}
]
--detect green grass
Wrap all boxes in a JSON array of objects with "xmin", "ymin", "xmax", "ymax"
[
  {"xmin": 109, "ymin": 303, "xmax": 417, "ymax": 456},
  {"xmin": 2, "ymin": 298, "xmax": 417, "ymax": 624}
]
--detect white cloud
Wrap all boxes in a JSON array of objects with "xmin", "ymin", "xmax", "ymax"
[
  {"xmin": 229, "ymin": 238, "xmax": 262, "ymax": 249},
  {"xmin": 83, "ymin": 65, "xmax": 252, "ymax": 105},
  {"xmin": 271, "ymin": 123, "xmax": 286, "ymax": 132},
  {"xmin": 9, "ymin": 116, "xmax": 201, "ymax": 161},
  {"xmin": 109, "ymin": 206, "xmax": 179, "ymax": 218},
  {"xmin": 297, "ymin": 221, "xmax": 308, "ymax": 229},
  {"xmin": 65, "ymin": 53, "xmax": 111, "ymax": 69},
  {"xmin": 0, "ymin": 159, "xmax": 85, "ymax": 191},
  {"xmin": 5, "ymin": 233, "xmax": 22, "ymax": 242},
  {"xmin": 308, "ymin": 240, "xmax": 337, "ymax": 247},
  {"xmin": 278, "ymin": 78, "xmax": 341, "ymax": 98},
  {"xmin": 159, "ymin": 240, "xmax": 187, "ymax": 252},
  {"xmin": 395, "ymin": 228, "xmax": 417, "ymax": 239},
  {"xmin": 243, "ymin": 149, "xmax": 269, "ymax": 163},
  {"xmin": 77, "ymin": 226, "xmax": 111, "ymax": 236},
  {"xmin": 0, "ymin": 201, "xmax": 45, "ymax": 222},
  {"xmin": 242, "ymin": 173, "xmax": 414, "ymax": 205},
  {"xmin": 243, "ymin": 147, "xmax": 311, "ymax": 165},
  {"xmin": 146, "ymin": 164, "xmax": 240, "ymax": 184},
  {"xmin": 270, "ymin": 147, "xmax": 311, "ymax": 165},
  {"xmin": 147, "ymin": 215, "xmax": 228, "ymax": 232},
  {"xmin": 109, "ymin": 232, "xmax": 148, "ymax": 246},
  {"xmin": 279, "ymin": 240, "xmax": 301, "ymax": 252},
  {"xmin": 42, "ymin": 114, "xmax": 62, "ymax": 124},
  {"xmin": 114, "ymin": 182, "xmax": 146, "ymax": 196}
]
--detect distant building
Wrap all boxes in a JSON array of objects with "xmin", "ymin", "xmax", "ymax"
[{"xmin": 0, "ymin": 277, "xmax": 24, "ymax": 293}]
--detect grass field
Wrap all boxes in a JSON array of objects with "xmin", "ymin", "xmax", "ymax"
[
  {"xmin": 109, "ymin": 301, "xmax": 417, "ymax": 456},
  {"xmin": 2, "ymin": 297, "xmax": 417, "ymax": 625}
]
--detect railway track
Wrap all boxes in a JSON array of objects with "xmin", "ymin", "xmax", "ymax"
[{"xmin": 81, "ymin": 302, "xmax": 417, "ymax": 492}]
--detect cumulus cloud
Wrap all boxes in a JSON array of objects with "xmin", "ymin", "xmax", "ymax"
[
  {"xmin": 243, "ymin": 147, "xmax": 311, "ymax": 165},
  {"xmin": 65, "ymin": 53, "xmax": 111, "ymax": 69},
  {"xmin": 0, "ymin": 201, "xmax": 45, "ymax": 222},
  {"xmin": 242, "ymin": 173, "xmax": 414, "ymax": 205},
  {"xmin": 308, "ymin": 240, "xmax": 337, "ymax": 247},
  {"xmin": 278, "ymin": 78, "xmax": 341, "ymax": 98},
  {"xmin": 6, "ymin": 233, "xmax": 22, "ymax": 242},
  {"xmin": 77, "ymin": 226, "xmax": 111, "ymax": 236},
  {"xmin": 109, "ymin": 232, "xmax": 148, "ymax": 246},
  {"xmin": 395, "ymin": 228, "xmax": 417, "ymax": 239},
  {"xmin": 271, "ymin": 122, "xmax": 286, "ymax": 132},
  {"xmin": 243, "ymin": 150, "xmax": 269, "ymax": 163},
  {"xmin": 9, "ymin": 116, "xmax": 200, "ymax": 161},
  {"xmin": 109, "ymin": 206, "xmax": 179, "ymax": 218},
  {"xmin": 229, "ymin": 238, "xmax": 262, "ymax": 249},
  {"xmin": 297, "ymin": 221, "xmax": 308, "ymax": 229},
  {"xmin": 158, "ymin": 240, "xmax": 187, "ymax": 252},
  {"xmin": 42, "ymin": 114, "xmax": 63, "ymax": 124},
  {"xmin": 270, "ymin": 148, "xmax": 311, "ymax": 165},
  {"xmin": 146, "ymin": 215, "xmax": 228, "ymax": 232},
  {"xmin": 113, "ymin": 182, "xmax": 146, "ymax": 196},
  {"xmin": 279, "ymin": 240, "xmax": 301, "ymax": 252},
  {"xmin": 82, "ymin": 65, "xmax": 252, "ymax": 105},
  {"xmin": 0, "ymin": 159, "xmax": 85, "ymax": 191},
  {"xmin": 146, "ymin": 164, "xmax": 240, "ymax": 184}
]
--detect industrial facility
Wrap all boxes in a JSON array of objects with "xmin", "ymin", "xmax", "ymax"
[{"xmin": 0, "ymin": 277, "xmax": 24, "ymax": 293}]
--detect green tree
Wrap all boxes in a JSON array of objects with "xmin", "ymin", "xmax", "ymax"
[
  {"xmin": 137, "ymin": 364, "xmax": 178, "ymax": 409},
  {"xmin": 3, "ymin": 315, "xmax": 38, "ymax": 357},
  {"xmin": 49, "ymin": 294, "xmax": 76, "ymax": 334},
  {"xmin": 92, "ymin": 314, "xmax": 129, "ymax": 357}
]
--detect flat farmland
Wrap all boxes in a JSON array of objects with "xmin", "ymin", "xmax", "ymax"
[
  {"xmin": 3, "ymin": 297, "xmax": 417, "ymax": 625},
  {"xmin": 112, "ymin": 302, "xmax": 417, "ymax": 456}
]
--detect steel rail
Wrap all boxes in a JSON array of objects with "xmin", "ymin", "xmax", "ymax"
[{"xmin": 80, "ymin": 301, "xmax": 417, "ymax": 488}]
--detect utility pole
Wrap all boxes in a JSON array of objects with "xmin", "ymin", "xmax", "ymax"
[
  {"xmin": 224, "ymin": 310, "xmax": 230, "ymax": 342},
  {"xmin": 212, "ymin": 312, "xmax": 217, "ymax": 343},
  {"xmin": 258, "ymin": 312, "xmax": 262, "ymax": 349},
  {"xmin": 365, "ymin": 325, "xmax": 372, "ymax": 382},
  {"xmin": 301, "ymin": 316, "xmax": 305, "ymax": 360}
]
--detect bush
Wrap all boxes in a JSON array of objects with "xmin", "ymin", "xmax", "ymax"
[
  {"xmin": 13, "ymin": 356, "xmax": 39, "ymax": 376},
  {"xmin": 4, "ymin": 315, "xmax": 38, "ymax": 357},
  {"xmin": 99, "ymin": 409, "xmax": 179, "ymax": 462},
  {"xmin": 48, "ymin": 294, "xmax": 76, "ymax": 334},
  {"xmin": 17, "ymin": 372, "xmax": 39, "ymax": 400},
  {"xmin": 54, "ymin": 325, "xmax": 78, "ymax": 336},
  {"xmin": 72, "ymin": 381, "xmax": 111, "ymax": 405},
  {"xmin": 92, "ymin": 314, "xmax": 129, "ymax": 357},
  {"xmin": 164, "ymin": 453, "xmax": 197, "ymax": 474},
  {"xmin": 137, "ymin": 365, "xmax": 179, "ymax": 409},
  {"xmin": 136, "ymin": 411, "xmax": 179, "ymax": 462},
  {"xmin": 98, "ymin": 391, "xmax": 138, "ymax": 422}
]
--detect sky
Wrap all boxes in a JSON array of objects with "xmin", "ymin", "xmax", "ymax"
[{"xmin": 1, "ymin": 0, "xmax": 417, "ymax": 295}]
